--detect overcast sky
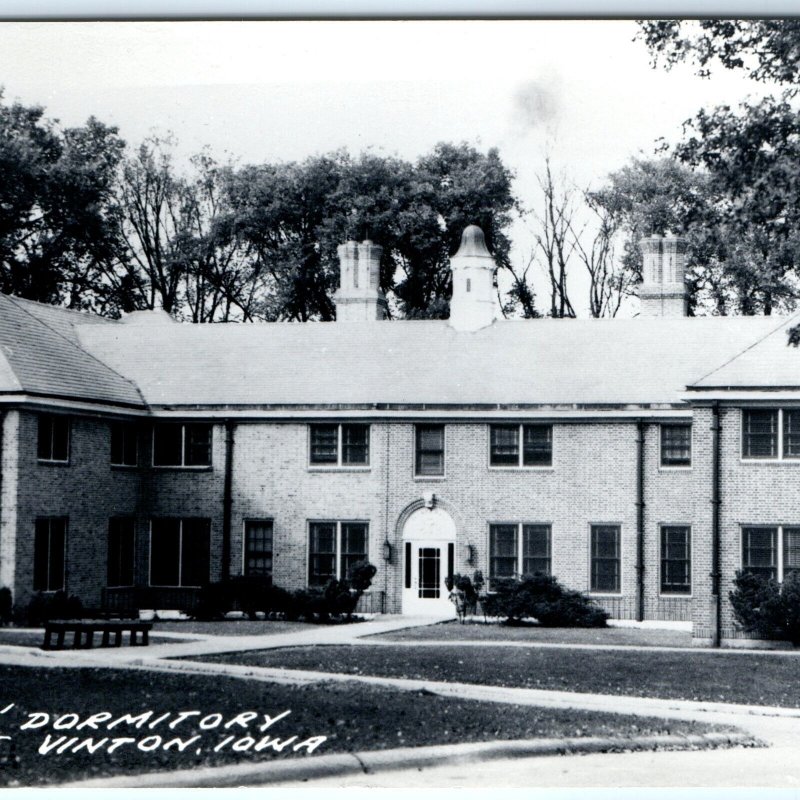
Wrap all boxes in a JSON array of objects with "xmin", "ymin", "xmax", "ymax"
[{"xmin": 0, "ymin": 20, "xmax": 774, "ymax": 313}]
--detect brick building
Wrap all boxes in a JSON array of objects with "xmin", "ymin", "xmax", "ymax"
[{"xmin": 0, "ymin": 225, "xmax": 798, "ymax": 645}]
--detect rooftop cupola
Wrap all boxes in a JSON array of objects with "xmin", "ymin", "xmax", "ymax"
[
  {"xmin": 448, "ymin": 225, "xmax": 498, "ymax": 331},
  {"xmin": 639, "ymin": 232, "xmax": 688, "ymax": 317},
  {"xmin": 334, "ymin": 239, "xmax": 388, "ymax": 321}
]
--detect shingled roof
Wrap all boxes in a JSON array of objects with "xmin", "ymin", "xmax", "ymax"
[
  {"xmin": 689, "ymin": 313, "xmax": 800, "ymax": 395},
  {"xmin": 0, "ymin": 294, "xmax": 144, "ymax": 407},
  {"xmin": 75, "ymin": 313, "xmax": 786, "ymax": 410}
]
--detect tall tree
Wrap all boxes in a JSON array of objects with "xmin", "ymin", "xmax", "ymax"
[{"xmin": 0, "ymin": 95, "xmax": 124, "ymax": 311}]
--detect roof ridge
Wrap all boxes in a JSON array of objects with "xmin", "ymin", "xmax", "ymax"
[
  {"xmin": 3, "ymin": 292, "xmax": 120, "ymax": 323},
  {"xmin": 3, "ymin": 295, "xmax": 147, "ymax": 407},
  {"xmin": 688, "ymin": 310, "xmax": 800, "ymax": 389}
]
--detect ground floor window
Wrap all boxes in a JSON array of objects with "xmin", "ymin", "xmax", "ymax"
[
  {"xmin": 308, "ymin": 521, "xmax": 368, "ymax": 586},
  {"xmin": 108, "ymin": 517, "xmax": 135, "ymax": 587},
  {"xmin": 244, "ymin": 520, "xmax": 273, "ymax": 577},
  {"xmin": 590, "ymin": 524, "xmax": 620, "ymax": 593},
  {"xmin": 34, "ymin": 517, "xmax": 66, "ymax": 592},
  {"xmin": 742, "ymin": 525, "xmax": 800, "ymax": 581},
  {"xmin": 660, "ymin": 525, "xmax": 691, "ymax": 594},
  {"xmin": 489, "ymin": 523, "xmax": 551, "ymax": 587},
  {"xmin": 150, "ymin": 518, "xmax": 210, "ymax": 587}
]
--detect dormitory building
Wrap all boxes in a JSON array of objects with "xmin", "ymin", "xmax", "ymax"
[{"xmin": 1, "ymin": 225, "xmax": 798, "ymax": 645}]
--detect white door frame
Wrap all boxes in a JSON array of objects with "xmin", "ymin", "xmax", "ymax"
[{"xmin": 401, "ymin": 507, "xmax": 457, "ymax": 616}]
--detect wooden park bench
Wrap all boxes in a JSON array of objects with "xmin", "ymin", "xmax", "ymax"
[{"xmin": 42, "ymin": 619, "xmax": 152, "ymax": 650}]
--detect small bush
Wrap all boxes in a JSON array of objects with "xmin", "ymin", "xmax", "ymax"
[
  {"xmin": 23, "ymin": 591, "xmax": 83, "ymax": 626},
  {"xmin": 730, "ymin": 569, "xmax": 800, "ymax": 644},
  {"xmin": 290, "ymin": 561, "xmax": 378, "ymax": 623},
  {"xmin": 194, "ymin": 577, "xmax": 292, "ymax": 620},
  {"xmin": 482, "ymin": 573, "xmax": 608, "ymax": 628},
  {"xmin": 445, "ymin": 572, "xmax": 484, "ymax": 616}
]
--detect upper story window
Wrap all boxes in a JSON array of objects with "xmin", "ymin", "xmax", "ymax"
[
  {"xmin": 415, "ymin": 424, "xmax": 445, "ymax": 477},
  {"xmin": 489, "ymin": 424, "xmax": 552, "ymax": 468},
  {"xmin": 742, "ymin": 409, "xmax": 800, "ymax": 461},
  {"xmin": 110, "ymin": 422, "xmax": 139, "ymax": 467},
  {"xmin": 309, "ymin": 424, "xmax": 369, "ymax": 467},
  {"xmin": 37, "ymin": 414, "xmax": 70, "ymax": 463},
  {"xmin": 660, "ymin": 424, "xmax": 691, "ymax": 467},
  {"xmin": 153, "ymin": 423, "xmax": 212, "ymax": 467}
]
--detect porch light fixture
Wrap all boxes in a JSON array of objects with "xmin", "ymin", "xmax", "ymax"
[
  {"xmin": 383, "ymin": 539, "xmax": 393, "ymax": 563},
  {"xmin": 465, "ymin": 544, "xmax": 475, "ymax": 566}
]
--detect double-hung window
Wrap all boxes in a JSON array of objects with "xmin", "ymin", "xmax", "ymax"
[
  {"xmin": 660, "ymin": 424, "xmax": 692, "ymax": 467},
  {"xmin": 110, "ymin": 422, "xmax": 139, "ymax": 467},
  {"xmin": 742, "ymin": 526, "xmax": 800, "ymax": 581},
  {"xmin": 244, "ymin": 520, "xmax": 274, "ymax": 577},
  {"xmin": 590, "ymin": 524, "xmax": 621, "ymax": 593},
  {"xmin": 37, "ymin": 414, "xmax": 70, "ymax": 463},
  {"xmin": 660, "ymin": 525, "xmax": 691, "ymax": 594},
  {"xmin": 308, "ymin": 521, "xmax": 368, "ymax": 585},
  {"xmin": 153, "ymin": 423, "xmax": 212, "ymax": 467},
  {"xmin": 489, "ymin": 424, "xmax": 552, "ymax": 467},
  {"xmin": 488, "ymin": 523, "xmax": 551, "ymax": 587},
  {"xmin": 742, "ymin": 409, "xmax": 800, "ymax": 460},
  {"xmin": 309, "ymin": 424, "xmax": 369, "ymax": 467},
  {"xmin": 34, "ymin": 517, "xmax": 67, "ymax": 592},
  {"xmin": 415, "ymin": 424, "xmax": 445, "ymax": 476},
  {"xmin": 108, "ymin": 517, "xmax": 136, "ymax": 587},
  {"xmin": 150, "ymin": 518, "xmax": 211, "ymax": 587}
]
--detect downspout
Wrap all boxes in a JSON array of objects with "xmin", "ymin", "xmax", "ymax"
[
  {"xmin": 711, "ymin": 403, "xmax": 722, "ymax": 648},
  {"xmin": 383, "ymin": 424, "xmax": 390, "ymax": 614},
  {"xmin": 0, "ymin": 411, "xmax": 4, "ymax": 589},
  {"xmin": 221, "ymin": 420, "xmax": 235, "ymax": 581},
  {"xmin": 636, "ymin": 419, "xmax": 645, "ymax": 622}
]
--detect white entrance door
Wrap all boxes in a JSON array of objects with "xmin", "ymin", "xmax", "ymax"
[{"xmin": 401, "ymin": 507, "xmax": 456, "ymax": 617}]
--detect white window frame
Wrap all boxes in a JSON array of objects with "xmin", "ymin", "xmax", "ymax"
[
  {"xmin": 152, "ymin": 423, "xmax": 212, "ymax": 469},
  {"xmin": 110, "ymin": 422, "xmax": 139, "ymax": 468},
  {"xmin": 487, "ymin": 522, "xmax": 552, "ymax": 587},
  {"xmin": 306, "ymin": 519, "xmax": 369, "ymax": 585},
  {"xmin": 659, "ymin": 423, "xmax": 693, "ymax": 470},
  {"xmin": 741, "ymin": 524, "xmax": 800, "ymax": 582},
  {"xmin": 588, "ymin": 523, "xmax": 623, "ymax": 596},
  {"xmin": 307, "ymin": 424, "xmax": 371, "ymax": 470},
  {"xmin": 741, "ymin": 408, "xmax": 800, "ymax": 463},
  {"xmin": 242, "ymin": 518, "xmax": 275, "ymax": 578},
  {"xmin": 659, "ymin": 523, "xmax": 692, "ymax": 597},
  {"xmin": 414, "ymin": 423, "xmax": 446, "ymax": 479},
  {"xmin": 37, "ymin": 414, "xmax": 70, "ymax": 464},
  {"xmin": 487, "ymin": 424, "xmax": 553, "ymax": 470},
  {"xmin": 148, "ymin": 518, "xmax": 210, "ymax": 588}
]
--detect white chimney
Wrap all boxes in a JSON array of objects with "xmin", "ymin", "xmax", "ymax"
[
  {"xmin": 334, "ymin": 239, "xmax": 388, "ymax": 321},
  {"xmin": 448, "ymin": 225, "xmax": 497, "ymax": 331},
  {"xmin": 639, "ymin": 233, "xmax": 687, "ymax": 317}
]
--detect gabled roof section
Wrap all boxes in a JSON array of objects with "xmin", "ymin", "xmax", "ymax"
[
  {"xmin": 689, "ymin": 313, "xmax": 800, "ymax": 394},
  {"xmin": 77, "ymin": 315, "xmax": 784, "ymax": 409},
  {"xmin": 0, "ymin": 293, "xmax": 145, "ymax": 407}
]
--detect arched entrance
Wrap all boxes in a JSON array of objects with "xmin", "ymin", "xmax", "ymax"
[{"xmin": 401, "ymin": 506, "xmax": 456, "ymax": 616}]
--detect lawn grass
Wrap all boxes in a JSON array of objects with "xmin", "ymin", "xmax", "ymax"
[
  {"xmin": 198, "ymin": 644, "xmax": 800, "ymax": 708},
  {"xmin": 375, "ymin": 620, "xmax": 691, "ymax": 648},
  {"xmin": 0, "ymin": 665, "xmax": 733, "ymax": 787},
  {"xmin": 151, "ymin": 620, "xmax": 317, "ymax": 637}
]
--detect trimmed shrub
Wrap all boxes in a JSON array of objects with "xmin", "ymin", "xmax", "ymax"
[
  {"xmin": 288, "ymin": 561, "xmax": 378, "ymax": 623},
  {"xmin": 730, "ymin": 569, "xmax": 800, "ymax": 644},
  {"xmin": 481, "ymin": 573, "xmax": 609, "ymax": 628},
  {"xmin": 194, "ymin": 577, "xmax": 292, "ymax": 621}
]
